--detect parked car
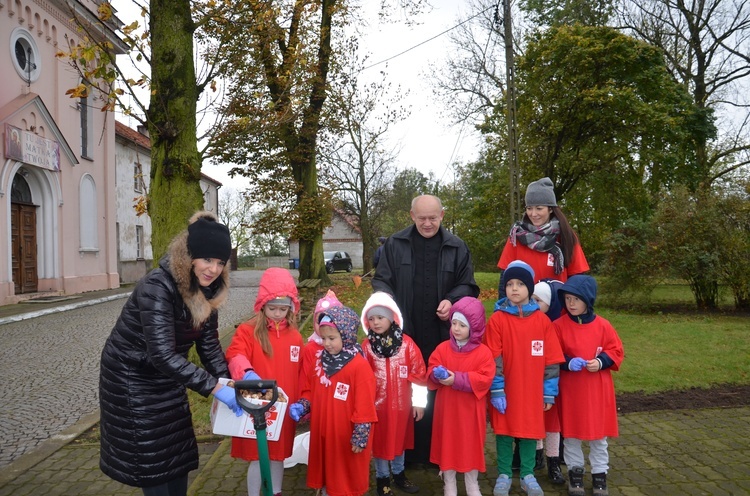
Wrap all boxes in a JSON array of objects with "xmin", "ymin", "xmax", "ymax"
[{"xmin": 324, "ymin": 251, "xmax": 353, "ymax": 273}]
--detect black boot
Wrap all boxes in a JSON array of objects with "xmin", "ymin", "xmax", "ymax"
[
  {"xmin": 592, "ymin": 472, "xmax": 609, "ymax": 496},
  {"xmin": 534, "ymin": 448, "xmax": 545, "ymax": 471},
  {"xmin": 547, "ymin": 456, "xmax": 565, "ymax": 484},
  {"xmin": 559, "ymin": 436, "xmax": 565, "ymax": 465},
  {"xmin": 376, "ymin": 476, "xmax": 392, "ymax": 496},
  {"xmin": 392, "ymin": 471, "xmax": 419, "ymax": 494},
  {"xmin": 567, "ymin": 467, "xmax": 585, "ymax": 496}
]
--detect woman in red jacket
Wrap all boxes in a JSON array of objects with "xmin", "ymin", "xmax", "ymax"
[{"xmin": 496, "ymin": 177, "xmax": 590, "ymax": 484}]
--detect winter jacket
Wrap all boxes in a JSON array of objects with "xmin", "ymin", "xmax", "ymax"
[
  {"xmin": 371, "ymin": 225, "xmax": 479, "ymax": 345},
  {"xmin": 99, "ymin": 219, "xmax": 230, "ymax": 487}
]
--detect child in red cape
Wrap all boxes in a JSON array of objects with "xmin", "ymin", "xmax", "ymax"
[
  {"xmin": 361, "ymin": 292, "xmax": 427, "ymax": 495},
  {"xmin": 428, "ymin": 296, "xmax": 494, "ymax": 496},
  {"xmin": 225, "ymin": 267, "xmax": 303, "ymax": 496},
  {"xmin": 288, "ymin": 305, "xmax": 377, "ymax": 496},
  {"xmin": 554, "ymin": 275, "xmax": 624, "ymax": 496}
]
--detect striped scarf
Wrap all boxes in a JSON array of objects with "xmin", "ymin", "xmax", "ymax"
[{"xmin": 509, "ymin": 218, "xmax": 565, "ymax": 274}]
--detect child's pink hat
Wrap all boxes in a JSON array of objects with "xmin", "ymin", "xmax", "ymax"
[{"xmin": 314, "ymin": 290, "xmax": 342, "ymax": 315}]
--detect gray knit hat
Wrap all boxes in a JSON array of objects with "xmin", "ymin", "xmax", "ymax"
[
  {"xmin": 525, "ymin": 177, "xmax": 557, "ymax": 207},
  {"xmin": 366, "ymin": 305, "xmax": 394, "ymax": 323}
]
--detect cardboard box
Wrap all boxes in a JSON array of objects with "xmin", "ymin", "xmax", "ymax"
[{"xmin": 210, "ymin": 378, "xmax": 288, "ymax": 440}]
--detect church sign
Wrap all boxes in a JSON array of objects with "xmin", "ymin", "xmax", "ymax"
[{"xmin": 4, "ymin": 123, "xmax": 60, "ymax": 171}]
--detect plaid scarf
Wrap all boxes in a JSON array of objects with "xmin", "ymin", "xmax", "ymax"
[{"xmin": 509, "ymin": 218, "xmax": 565, "ymax": 274}]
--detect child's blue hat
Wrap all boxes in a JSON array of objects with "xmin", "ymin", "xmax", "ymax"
[{"xmin": 501, "ymin": 260, "xmax": 535, "ymax": 296}]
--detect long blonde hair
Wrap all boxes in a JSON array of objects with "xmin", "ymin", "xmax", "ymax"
[{"xmin": 253, "ymin": 307, "xmax": 299, "ymax": 356}]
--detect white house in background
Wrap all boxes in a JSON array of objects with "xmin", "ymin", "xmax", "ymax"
[
  {"xmin": 288, "ymin": 209, "xmax": 363, "ymax": 269},
  {"xmin": 115, "ymin": 121, "xmax": 222, "ymax": 283},
  {"xmin": 0, "ymin": 0, "xmax": 128, "ymax": 305}
]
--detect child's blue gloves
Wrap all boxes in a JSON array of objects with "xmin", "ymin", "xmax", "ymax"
[
  {"xmin": 243, "ymin": 370, "xmax": 261, "ymax": 381},
  {"xmin": 569, "ymin": 357, "xmax": 587, "ymax": 372},
  {"xmin": 433, "ymin": 365, "xmax": 449, "ymax": 381},
  {"xmin": 490, "ymin": 396, "xmax": 507, "ymax": 414},
  {"xmin": 214, "ymin": 386, "xmax": 243, "ymax": 417},
  {"xmin": 289, "ymin": 402, "xmax": 305, "ymax": 422}
]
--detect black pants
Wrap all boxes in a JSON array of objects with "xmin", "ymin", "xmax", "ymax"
[
  {"xmin": 141, "ymin": 475, "xmax": 188, "ymax": 496},
  {"xmin": 405, "ymin": 389, "xmax": 435, "ymax": 465}
]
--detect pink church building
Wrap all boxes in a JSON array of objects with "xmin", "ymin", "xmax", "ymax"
[{"xmin": 1, "ymin": 0, "xmax": 127, "ymax": 305}]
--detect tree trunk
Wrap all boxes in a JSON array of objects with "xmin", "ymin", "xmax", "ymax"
[
  {"xmin": 294, "ymin": 153, "xmax": 330, "ymax": 283},
  {"xmin": 359, "ymin": 210, "xmax": 374, "ymax": 274},
  {"xmin": 688, "ymin": 276, "xmax": 718, "ymax": 310},
  {"xmin": 290, "ymin": 0, "xmax": 335, "ymax": 283},
  {"xmin": 147, "ymin": 0, "xmax": 204, "ymax": 263}
]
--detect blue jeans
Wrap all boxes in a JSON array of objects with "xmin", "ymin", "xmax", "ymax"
[{"xmin": 374, "ymin": 452, "xmax": 406, "ymax": 478}]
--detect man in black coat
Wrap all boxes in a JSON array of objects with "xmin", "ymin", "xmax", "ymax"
[{"xmin": 372, "ymin": 194, "xmax": 479, "ymax": 466}]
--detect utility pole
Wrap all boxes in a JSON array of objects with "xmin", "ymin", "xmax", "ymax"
[{"xmin": 501, "ymin": 0, "xmax": 521, "ymax": 222}]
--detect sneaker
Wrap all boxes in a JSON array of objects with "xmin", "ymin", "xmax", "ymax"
[
  {"xmin": 493, "ymin": 474, "xmax": 512, "ymax": 496},
  {"xmin": 521, "ymin": 474, "xmax": 544, "ymax": 496},
  {"xmin": 592, "ymin": 472, "xmax": 609, "ymax": 496},
  {"xmin": 567, "ymin": 467, "xmax": 585, "ymax": 496}
]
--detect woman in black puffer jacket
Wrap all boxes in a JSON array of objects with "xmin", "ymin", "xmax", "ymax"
[{"xmin": 99, "ymin": 211, "xmax": 242, "ymax": 496}]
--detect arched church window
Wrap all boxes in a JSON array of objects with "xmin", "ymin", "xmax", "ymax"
[{"xmin": 11, "ymin": 172, "xmax": 33, "ymax": 203}]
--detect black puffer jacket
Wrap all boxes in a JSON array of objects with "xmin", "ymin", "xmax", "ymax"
[{"xmin": 99, "ymin": 223, "xmax": 230, "ymax": 488}]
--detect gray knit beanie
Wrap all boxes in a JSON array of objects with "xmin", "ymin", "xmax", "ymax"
[
  {"xmin": 366, "ymin": 305, "xmax": 394, "ymax": 323},
  {"xmin": 525, "ymin": 177, "xmax": 557, "ymax": 207}
]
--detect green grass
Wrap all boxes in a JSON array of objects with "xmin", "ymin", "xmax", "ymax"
[{"xmin": 601, "ymin": 310, "xmax": 750, "ymax": 394}]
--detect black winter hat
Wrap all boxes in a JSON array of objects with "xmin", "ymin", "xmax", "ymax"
[
  {"xmin": 187, "ymin": 214, "xmax": 232, "ymax": 262},
  {"xmin": 501, "ymin": 260, "xmax": 536, "ymax": 297}
]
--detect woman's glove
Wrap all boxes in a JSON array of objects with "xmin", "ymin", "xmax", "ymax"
[
  {"xmin": 289, "ymin": 402, "xmax": 306, "ymax": 422},
  {"xmin": 432, "ymin": 365, "xmax": 449, "ymax": 381},
  {"xmin": 214, "ymin": 386, "xmax": 243, "ymax": 417},
  {"xmin": 569, "ymin": 357, "xmax": 587, "ymax": 372},
  {"xmin": 243, "ymin": 370, "xmax": 261, "ymax": 381}
]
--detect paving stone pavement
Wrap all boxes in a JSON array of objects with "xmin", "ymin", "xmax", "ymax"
[
  {"xmin": 1, "ymin": 406, "xmax": 749, "ymax": 495},
  {"xmin": 1, "ymin": 270, "xmax": 749, "ymax": 495}
]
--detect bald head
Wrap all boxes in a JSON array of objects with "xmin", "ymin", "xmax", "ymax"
[{"xmin": 410, "ymin": 195, "xmax": 444, "ymax": 238}]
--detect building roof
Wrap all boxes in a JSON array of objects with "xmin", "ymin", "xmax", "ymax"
[
  {"xmin": 115, "ymin": 121, "xmax": 150, "ymax": 150},
  {"xmin": 334, "ymin": 208, "xmax": 361, "ymax": 233}
]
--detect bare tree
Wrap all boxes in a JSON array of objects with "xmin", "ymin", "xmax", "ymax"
[
  {"xmin": 430, "ymin": 0, "xmax": 509, "ymax": 127},
  {"xmin": 218, "ymin": 188, "xmax": 253, "ymax": 262},
  {"xmin": 319, "ymin": 63, "xmax": 408, "ymax": 273}
]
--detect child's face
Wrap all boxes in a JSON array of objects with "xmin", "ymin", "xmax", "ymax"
[
  {"xmin": 367, "ymin": 315, "xmax": 392, "ymax": 335},
  {"xmin": 531, "ymin": 295, "xmax": 550, "ymax": 313},
  {"xmin": 451, "ymin": 319, "xmax": 470, "ymax": 341},
  {"xmin": 564, "ymin": 293, "xmax": 587, "ymax": 316},
  {"xmin": 319, "ymin": 325, "xmax": 343, "ymax": 355},
  {"xmin": 506, "ymin": 279, "xmax": 530, "ymax": 305},
  {"xmin": 264, "ymin": 303, "xmax": 290, "ymax": 323}
]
